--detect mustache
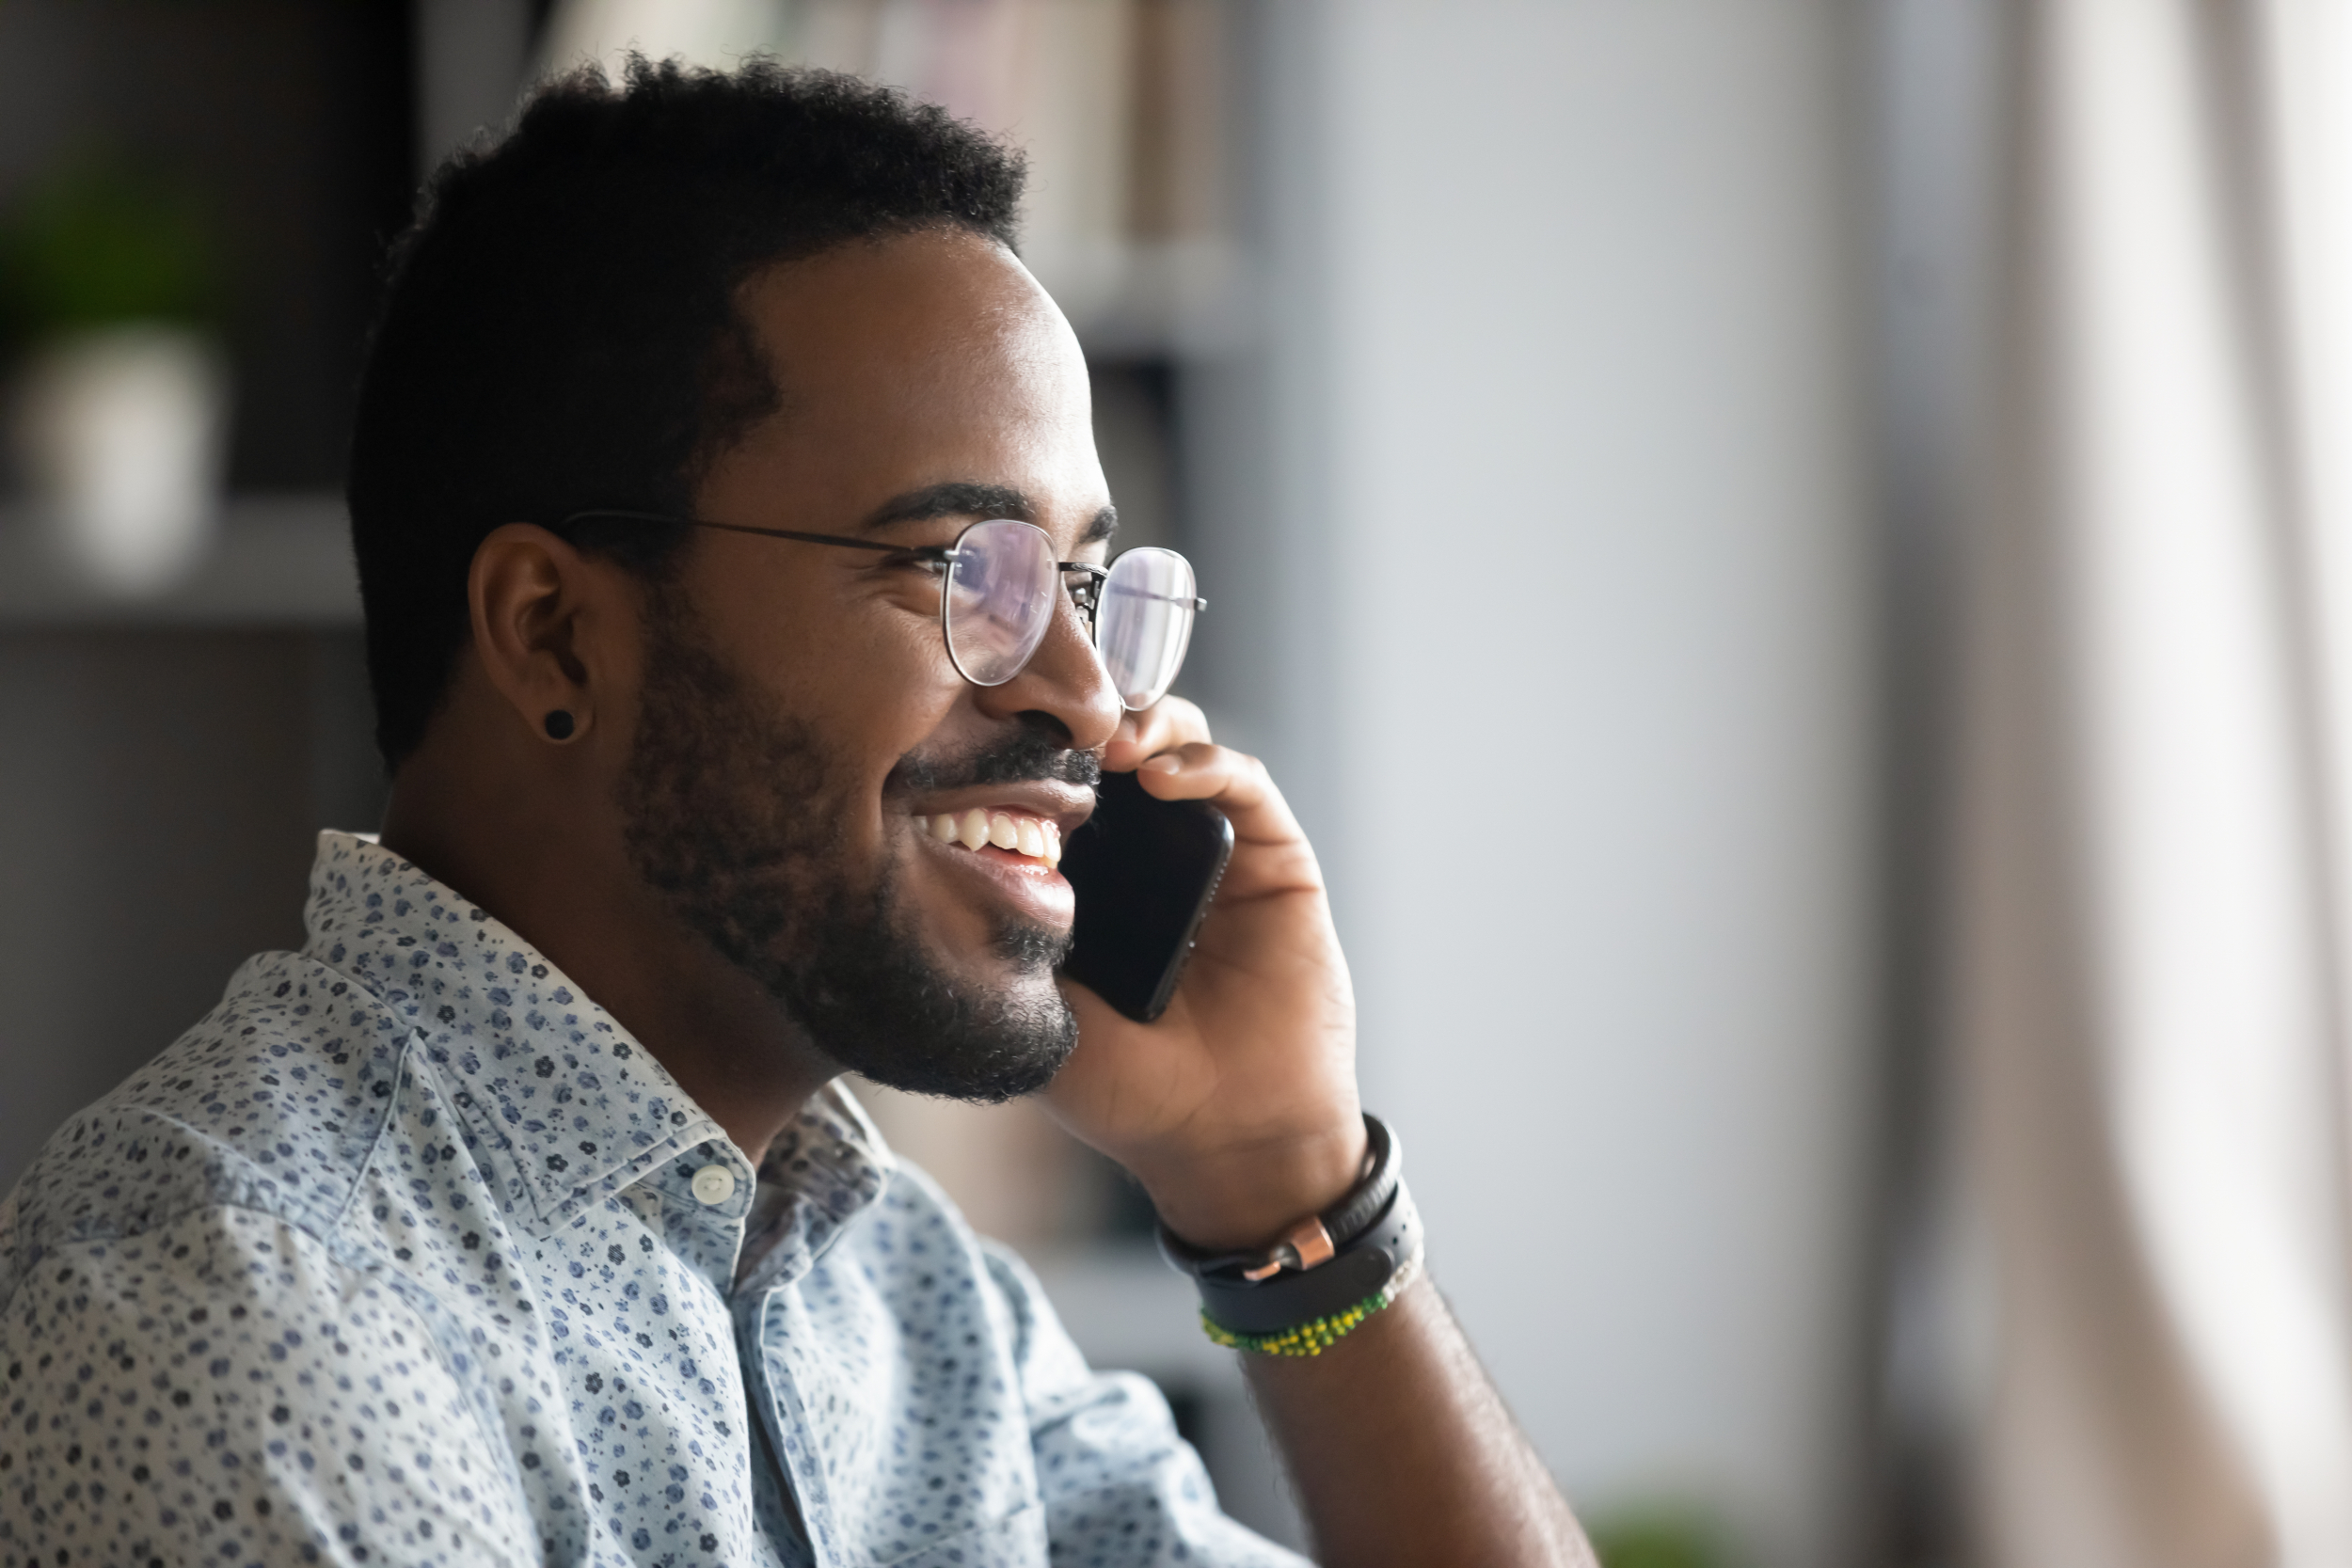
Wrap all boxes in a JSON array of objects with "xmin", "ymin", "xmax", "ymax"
[{"xmin": 890, "ymin": 721, "xmax": 1102, "ymax": 796}]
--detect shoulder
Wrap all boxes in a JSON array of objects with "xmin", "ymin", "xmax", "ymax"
[
  {"xmin": 0, "ymin": 948, "xmax": 414, "ymax": 1307},
  {"xmin": 0, "ymin": 1202, "xmax": 535, "ymax": 1565}
]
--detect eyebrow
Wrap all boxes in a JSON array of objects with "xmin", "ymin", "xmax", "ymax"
[
  {"xmin": 859, "ymin": 483, "xmax": 1035, "ymax": 531},
  {"xmin": 859, "ymin": 482, "xmax": 1120, "ymax": 548}
]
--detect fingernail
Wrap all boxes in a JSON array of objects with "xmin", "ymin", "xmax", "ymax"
[{"xmin": 1141, "ymin": 753, "xmax": 1183, "ymax": 774}]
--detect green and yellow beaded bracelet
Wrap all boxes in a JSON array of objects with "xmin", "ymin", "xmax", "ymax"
[{"xmin": 1200, "ymin": 1250, "xmax": 1424, "ymax": 1357}]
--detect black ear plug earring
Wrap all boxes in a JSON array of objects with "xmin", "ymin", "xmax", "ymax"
[{"xmin": 543, "ymin": 710, "xmax": 576, "ymax": 741}]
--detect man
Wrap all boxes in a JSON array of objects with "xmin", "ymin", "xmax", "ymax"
[{"xmin": 0, "ymin": 63, "xmax": 1587, "ymax": 1567}]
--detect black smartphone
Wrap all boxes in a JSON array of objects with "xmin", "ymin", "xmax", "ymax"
[{"xmin": 1058, "ymin": 769, "xmax": 1234, "ymax": 1023}]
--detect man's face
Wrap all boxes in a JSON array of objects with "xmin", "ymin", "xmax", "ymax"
[{"xmin": 614, "ymin": 228, "xmax": 1124, "ymax": 1101}]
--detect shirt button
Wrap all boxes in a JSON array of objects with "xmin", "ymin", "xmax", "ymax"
[{"xmin": 690, "ymin": 1164, "xmax": 738, "ymax": 1206}]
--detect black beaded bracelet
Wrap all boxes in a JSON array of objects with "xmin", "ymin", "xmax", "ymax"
[{"xmin": 1157, "ymin": 1114, "xmax": 1422, "ymax": 1345}]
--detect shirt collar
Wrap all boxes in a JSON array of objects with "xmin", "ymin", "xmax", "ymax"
[
  {"xmin": 740, "ymin": 1082, "xmax": 893, "ymax": 1296},
  {"xmin": 299, "ymin": 831, "xmax": 893, "ymax": 1259}
]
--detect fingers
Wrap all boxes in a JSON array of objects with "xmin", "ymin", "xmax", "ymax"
[
  {"xmin": 1099, "ymin": 700, "xmax": 1323, "ymax": 891},
  {"xmin": 1135, "ymin": 741, "xmax": 1309, "ymax": 853},
  {"xmin": 1136, "ymin": 740, "xmax": 1246, "ymax": 801},
  {"xmin": 1101, "ymin": 694, "xmax": 1211, "ymax": 772}
]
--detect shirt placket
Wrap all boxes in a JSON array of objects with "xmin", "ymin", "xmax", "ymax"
[
  {"xmin": 633, "ymin": 1139, "xmax": 759, "ymax": 1300},
  {"xmin": 723, "ymin": 1115, "xmax": 892, "ymax": 1568}
]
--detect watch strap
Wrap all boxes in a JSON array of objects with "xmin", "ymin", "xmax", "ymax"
[
  {"xmin": 1193, "ymin": 1180, "xmax": 1422, "ymax": 1336},
  {"xmin": 1155, "ymin": 1113, "xmax": 1399, "ymax": 1277}
]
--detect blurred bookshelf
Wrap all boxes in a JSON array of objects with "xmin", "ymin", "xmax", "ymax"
[{"xmin": 532, "ymin": 0, "xmax": 1248, "ymax": 360}]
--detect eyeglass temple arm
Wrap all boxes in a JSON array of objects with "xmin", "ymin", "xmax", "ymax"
[
  {"xmin": 557, "ymin": 510, "xmax": 950, "ymax": 562},
  {"xmin": 559, "ymin": 511, "xmax": 1203, "ymax": 609},
  {"xmin": 1054, "ymin": 562, "xmax": 1205, "ymax": 614}
]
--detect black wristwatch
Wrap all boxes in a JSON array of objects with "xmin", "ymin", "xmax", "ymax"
[{"xmin": 1156, "ymin": 1113, "xmax": 1422, "ymax": 1335}]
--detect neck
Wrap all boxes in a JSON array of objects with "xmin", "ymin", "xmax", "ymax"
[{"xmin": 377, "ymin": 736, "xmax": 836, "ymax": 1164}]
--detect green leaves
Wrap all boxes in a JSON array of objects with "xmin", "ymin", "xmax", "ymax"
[
  {"xmin": 0, "ymin": 155, "xmax": 218, "ymax": 344},
  {"xmin": 1588, "ymin": 1507, "xmax": 1724, "ymax": 1568}
]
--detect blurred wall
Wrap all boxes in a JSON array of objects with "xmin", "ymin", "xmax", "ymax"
[
  {"xmin": 1190, "ymin": 3, "xmax": 1876, "ymax": 1562},
  {"xmin": 0, "ymin": 631, "xmax": 385, "ymax": 1194}
]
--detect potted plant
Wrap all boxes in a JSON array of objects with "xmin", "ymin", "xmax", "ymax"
[{"xmin": 0, "ymin": 155, "xmax": 229, "ymax": 595}]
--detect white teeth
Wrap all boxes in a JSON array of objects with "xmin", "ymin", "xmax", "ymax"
[{"xmin": 926, "ymin": 808, "xmax": 1061, "ymax": 863}]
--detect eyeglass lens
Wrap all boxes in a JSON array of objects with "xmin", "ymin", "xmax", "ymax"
[
  {"xmin": 941, "ymin": 519, "xmax": 1197, "ymax": 710},
  {"xmin": 943, "ymin": 520, "xmax": 1058, "ymax": 685},
  {"xmin": 1097, "ymin": 546, "xmax": 1196, "ymax": 710}
]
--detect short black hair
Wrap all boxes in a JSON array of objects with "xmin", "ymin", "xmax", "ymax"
[{"xmin": 347, "ymin": 57, "xmax": 1025, "ymax": 768}]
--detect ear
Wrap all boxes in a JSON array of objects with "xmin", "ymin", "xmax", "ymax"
[{"xmin": 468, "ymin": 523, "xmax": 616, "ymax": 745}]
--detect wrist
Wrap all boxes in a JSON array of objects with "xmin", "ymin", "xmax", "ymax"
[
  {"xmin": 1137, "ymin": 1111, "xmax": 1368, "ymax": 1252},
  {"xmin": 1163, "ymin": 1117, "xmax": 1422, "ymax": 1357}
]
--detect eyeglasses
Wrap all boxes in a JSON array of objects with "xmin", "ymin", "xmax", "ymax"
[{"xmin": 558, "ymin": 510, "xmax": 1204, "ymax": 711}]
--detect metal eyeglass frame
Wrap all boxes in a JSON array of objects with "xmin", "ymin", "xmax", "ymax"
[{"xmin": 554, "ymin": 509, "xmax": 1207, "ymax": 691}]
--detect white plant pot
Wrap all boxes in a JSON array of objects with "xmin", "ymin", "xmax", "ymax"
[{"xmin": 11, "ymin": 325, "xmax": 230, "ymax": 596}]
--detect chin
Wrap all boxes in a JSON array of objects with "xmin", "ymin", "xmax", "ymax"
[{"xmin": 782, "ymin": 912, "xmax": 1078, "ymax": 1104}]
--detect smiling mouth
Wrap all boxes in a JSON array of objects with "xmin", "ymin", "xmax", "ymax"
[{"xmin": 918, "ymin": 808, "xmax": 1064, "ymax": 870}]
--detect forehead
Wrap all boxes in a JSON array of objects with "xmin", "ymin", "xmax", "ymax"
[{"xmin": 703, "ymin": 228, "xmax": 1102, "ymax": 541}]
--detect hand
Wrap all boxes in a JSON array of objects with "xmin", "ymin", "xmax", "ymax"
[{"xmin": 1045, "ymin": 697, "xmax": 1366, "ymax": 1251}]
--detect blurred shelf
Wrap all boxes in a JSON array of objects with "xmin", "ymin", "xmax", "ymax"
[{"xmin": 0, "ymin": 494, "xmax": 359, "ymax": 628}]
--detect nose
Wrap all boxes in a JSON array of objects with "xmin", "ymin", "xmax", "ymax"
[{"xmin": 973, "ymin": 579, "xmax": 1121, "ymax": 750}]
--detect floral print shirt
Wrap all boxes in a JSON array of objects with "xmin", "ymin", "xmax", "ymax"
[{"xmin": 0, "ymin": 832, "xmax": 1301, "ymax": 1568}]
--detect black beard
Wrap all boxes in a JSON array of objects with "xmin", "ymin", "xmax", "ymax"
[{"xmin": 614, "ymin": 595, "xmax": 1085, "ymax": 1102}]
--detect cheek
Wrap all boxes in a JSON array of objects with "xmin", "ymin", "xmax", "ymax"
[
  {"xmin": 754, "ymin": 603, "xmax": 962, "ymax": 831},
  {"xmin": 687, "ymin": 547, "xmax": 966, "ymax": 824}
]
